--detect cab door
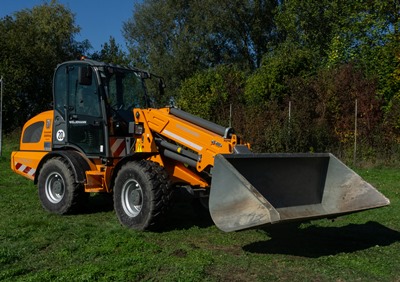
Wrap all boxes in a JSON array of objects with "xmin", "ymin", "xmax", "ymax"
[{"xmin": 53, "ymin": 62, "xmax": 106, "ymax": 156}]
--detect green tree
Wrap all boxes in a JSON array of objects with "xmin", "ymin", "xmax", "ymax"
[
  {"xmin": 177, "ymin": 65, "xmax": 245, "ymax": 127},
  {"xmin": 325, "ymin": 1, "xmax": 399, "ymax": 102},
  {"xmin": 245, "ymin": 42, "xmax": 317, "ymax": 105},
  {"xmin": 0, "ymin": 1, "xmax": 86, "ymax": 132},
  {"xmin": 90, "ymin": 36, "xmax": 128, "ymax": 65},
  {"xmin": 275, "ymin": 0, "xmax": 399, "ymax": 102},
  {"xmin": 275, "ymin": 0, "xmax": 342, "ymax": 57},
  {"xmin": 123, "ymin": 0, "xmax": 280, "ymax": 92}
]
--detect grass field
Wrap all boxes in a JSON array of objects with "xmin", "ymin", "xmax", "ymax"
[{"xmin": 1, "ymin": 135, "xmax": 399, "ymax": 281}]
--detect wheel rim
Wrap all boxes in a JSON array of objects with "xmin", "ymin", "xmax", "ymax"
[
  {"xmin": 45, "ymin": 172, "xmax": 65, "ymax": 204},
  {"xmin": 121, "ymin": 179, "xmax": 143, "ymax": 217}
]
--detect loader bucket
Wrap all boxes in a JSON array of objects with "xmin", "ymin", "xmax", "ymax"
[{"xmin": 209, "ymin": 153, "xmax": 390, "ymax": 232}]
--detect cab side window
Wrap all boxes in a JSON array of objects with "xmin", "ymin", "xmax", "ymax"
[
  {"xmin": 54, "ymin": 64, "xmax": 101, "ymax": 118},
  {"xmin": 74, "ymin": 66, "xmax": 101, "ymax": 117},
  {"xmin": 54, "ymin": 65, "xmax": 67, "ymax": 116}
]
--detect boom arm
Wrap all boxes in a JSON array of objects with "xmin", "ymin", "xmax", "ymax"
[{"xmin": 133, "ymin": 107, "xmax": 247, "ymax": 186}]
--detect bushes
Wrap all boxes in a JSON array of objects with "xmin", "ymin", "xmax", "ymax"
[
  {"xmin": 177, "ymin": 65, "xmax": 246, "ymax": 127},
  {"xmin": 176, "ymin": 62, "xmax": 400, "ymax": 165}
]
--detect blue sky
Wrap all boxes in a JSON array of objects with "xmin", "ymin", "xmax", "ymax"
[{"xmin": 0, "ymin": 0, "xmax": 138, "ymax": 52}]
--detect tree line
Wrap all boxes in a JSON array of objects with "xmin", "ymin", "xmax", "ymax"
[
  {"xmin": 1, "ymin": 0, "xmax": 399, "ymax": 164},
  {"xmin": 125, "ymin": 0, "xmax": 399, "ymax": 164}
]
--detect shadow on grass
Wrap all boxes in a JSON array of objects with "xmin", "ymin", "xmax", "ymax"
[
  {"xmin": 84, "ymin": 193, "xmax": 114, "ymax": 214},
  {"xmin": 243, "ymin": 221, "xmax": 400, "ymax": 258},
  {"xmin": 161, "ymin": 199, "xmax": 214, "ymax": 231},
  {"xmin": 157, "ymin": 189, "xmax": 215, "ymax": 231},
  {"xmin": 81, "ymin": 191, "xmax": 214, "ymax": 230}
]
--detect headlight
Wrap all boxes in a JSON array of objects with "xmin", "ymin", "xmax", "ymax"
[{"xmin": 134, "ymin": 123, "xmax": 144, "ymax": 135}]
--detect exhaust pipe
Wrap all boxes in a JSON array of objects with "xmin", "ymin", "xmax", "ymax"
[{"xmin": 209, "ymin": 153, "xmax": 390, "ymax": 232}]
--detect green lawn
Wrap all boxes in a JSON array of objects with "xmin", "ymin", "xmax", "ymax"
[{"xmin": 1, "ymin": 136, "xmax": 399, "ymax": 281}]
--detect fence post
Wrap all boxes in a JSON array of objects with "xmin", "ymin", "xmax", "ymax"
[
  {"xmin": 0, "ymin": 76, "xmax": 3, "ymax": 157},
  {"xmin": 353, "ymin": 99, "xmax": 357, "ymax": 166},
  {"xmin": 229, "ymin": 103, "xmax": 232, "ymax": 128}
]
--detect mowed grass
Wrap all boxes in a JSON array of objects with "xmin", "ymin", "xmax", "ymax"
[{"xmin": 1, "ymin": 135, "xmax": 400, "ymax": 281}]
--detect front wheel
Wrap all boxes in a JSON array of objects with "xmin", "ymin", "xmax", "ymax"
[
  {"xmin": 38, "ymin": 157, "xmax": 88, "ymax": 214},
  {"xmin": 114, "ymin": 160, "xmax": 172, "ymax": 231}
]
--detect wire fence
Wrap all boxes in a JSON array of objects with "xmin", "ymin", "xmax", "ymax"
[{"xmin": 0, "ymin": 76, "xmax": 3, "ymax": 157}]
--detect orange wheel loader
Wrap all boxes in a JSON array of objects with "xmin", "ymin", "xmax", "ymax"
[{"xmin": 11, "ymin": 59, "xmax": 390, "ymax": 232}]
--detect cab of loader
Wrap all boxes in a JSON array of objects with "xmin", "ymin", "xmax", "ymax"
[{"xmin": 52, "ymin": 59, "xmax": 157, "ymax": 157}]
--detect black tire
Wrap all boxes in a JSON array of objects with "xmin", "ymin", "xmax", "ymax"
[
  {"xmin": 113, "ymin": 160, "xmax": 173, "ymax": 231},
  {"xmin": 38, "ymin": 157, "xmax": 88, "ymax": 214}
]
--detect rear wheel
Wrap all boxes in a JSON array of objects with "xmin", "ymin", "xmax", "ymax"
[
  {"xmin": 114, "ymin": 160, "xmax": 172, "ymax": 231},
  {"xmin": 38, "ymin": 157, "xmax": 87, "ymax": 214}
]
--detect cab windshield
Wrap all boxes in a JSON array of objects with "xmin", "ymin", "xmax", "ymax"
[{"xmin": 101, "ymin": 67, "xmax": 149, "ymax": 112}]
